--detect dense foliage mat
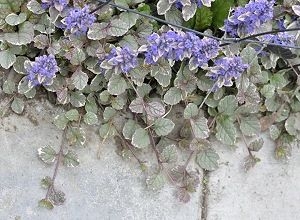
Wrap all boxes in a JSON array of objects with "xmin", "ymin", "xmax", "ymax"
[{"xmin": 1, "ymin": 0, "xmax": 300, "ymax": 208}]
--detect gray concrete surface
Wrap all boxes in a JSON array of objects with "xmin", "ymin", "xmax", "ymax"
[
  {"xmin": 0, "ymin": 100, "xmax": 200, "ymax": 220},
  {"xmin": 207, "ymin": 136, "xmax": 300, "ymax": 220},
  {"xmin": 2, "ymin": 99, "xmax": 300, "ymax": 220}
]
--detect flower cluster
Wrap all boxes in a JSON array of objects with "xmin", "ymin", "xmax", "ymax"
[
  {"xmin": 41, "ymin": 0, "xmax": 69, "ymax": 11},
  {"xmin": 26, "ymin": 55, "xmax": 59, "ymax": 86},
  {"xmin": 140, "ymin": 30, "xmax": 219, "ymax": 70},
  {"xmin": 262, "ymin": 33, "xmax": 295, "ymax": 46},
  {"xmin": 175, "ymin": 0, "xmax": 202, "ymax": 9},
  {"xmin": 62, "ymin": 6, "xmax": 96, "ymax": 35},
  {"xmin": 101, "ymin": 47, "xmax": 138, "ymax": 74},
  {"xmin": 206, "ymin": 56, "xmax": 248, "ymax": 88},
  {"xmin": 224, "ymin": 0, "xmax": 275, "ymax": 37}
]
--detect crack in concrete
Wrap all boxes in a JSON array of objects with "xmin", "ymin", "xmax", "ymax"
[{"xmin": 199, "ymin": 170, "xmax": 209, "ymax": 220}]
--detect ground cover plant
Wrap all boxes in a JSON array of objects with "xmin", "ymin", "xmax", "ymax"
[{"xmin": 1, "ymin": 0, "xmax": 300, "ymax": 209}]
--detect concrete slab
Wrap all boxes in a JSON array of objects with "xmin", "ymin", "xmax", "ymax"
[
  {"xmin": 0, "ymin": 100, "xmax": 201, "ymax": 220},
  {"xmin": 207, "ymin": 135, "xmax": 300, "ymax": 220}
]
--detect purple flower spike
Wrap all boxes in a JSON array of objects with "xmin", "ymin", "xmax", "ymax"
[
  {"xmin": 224, "ymin": 0, "xmax": 275, "ymax": 37},
  {"xmin": 207, "ymin": 56, "xmax": 248, "ymax": 88},
  {"xmin": 103, "ymin": 47, "xmax": 138, "ymax": 73},
  {"xmin": 63, "ymin": 6, "xmax": 96, "ymax": 35},
  {"xmin": 26, "ymin": 54, "xmax": 59, "ymax": 86}
]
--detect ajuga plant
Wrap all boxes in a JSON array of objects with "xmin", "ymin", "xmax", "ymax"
[{"xmin": 0, "ymin": 0, "xmax": 300, "ymax": 209}]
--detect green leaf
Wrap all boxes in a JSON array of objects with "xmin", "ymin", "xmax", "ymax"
[
  {"xmin": 240, "ymin": 116, "xmax": 261, "ymax": 136},
  {"xmin": 260, "ymin": 84, "xmax": 275, "ymax": 99},
  {"xmin": 160, "ymin": 144, "xmax": 177, "ymax": 163},
  {"xmin": 54, "ymin": 114, "xmax": 69, "ymax": 130},
  {"xmin": 184, "ymin": 103, "xmax": 199, "ymax": 119},
  {"xmin": 194, "ymin": 7, "xmax": 213, "ymax": 30},
  {"xmin": 157, "ymin": 0, "xmax": 171, "ymax": 15},
  {"xmin": 164, "ymin": 87, "xmax": 182, "ymax": 105},
  {"xmin": 145, "ymin": 101, "xmax": 165, "ymax": 118},
  {"xmin": 189, "ymin": 138, "xmax": 211, "ymax": 151},
  {"xmin": 129, "ymin": 97, "xmax": 144, "ymax": 113},
  {"xmin": 174, "ymin": 66, "xmax": 197, "ymax": 94},
  {"xmin": 13, "ymin": 56, "xmax": 29, "ymax": 74},
  {"xmin": 270, "ymin": 71, "xmax": 288, "ymax": 89},
  {"xmin": 190, "ymin": 117, "xmax": 209, "ymax": 139},
  {"xmin": 38, "ymin": 199, "xmax": 54, "ymax": 210},
  {"xmin": 63, "ymin": 150, "xmax": 79, "ymax": 167},
  {"xmin": 11, "ymin": 97, "xmax": 24, "ymax": 114},
  {"xmin": 0, "ymin": 0, "xmax": 24, "ymax": 28},
  {"xmin": 166, "ymin": 6, "xmax": 184, "ymax": 25},
  {"xmin": 146, "ymin": 171, "xmax": 165, "ymax": 191},
  {"xmin": 285, "ymin": 113, "xmax": 300, "ymax": 136},
  {"xmin": 211, "ymin": 0, "xmax": 234, "ymax": 28},
  {"xmin": 111, "ymin": 95, "xmax": 126, "ymax": 110},
  {"xmin": 5, "ymin": 12, "xmax": 26, "ymax": 26},
  {"xmin": 69, "ymin": 48, "xmax": 86, "ymax": 65},
  {"xmin": 119, "ymin": 12, "xmax": 139, "ymax": 29},
  {"xmin": 70, "ymin": 68, "xmax": 88, "ymax": 90},
  {"xmin": 99, "ymin": 123, "xmax": 116, "ymax": 139},
  {"xmin": 27, "ymin": 0, "xmax": 45, "ymax": 14},
  {"xmin": 269, "ymin": 125, "xmax": 280, "ymax": 140},
  {"xmin": 87, "ymin": 22, "xmax": 109, "ymax": 40},
  {"xmin": 248, "ymin": 138, "xmax": 264, "ymax": 152},
  {"xmin": 107, "ymin": 75, "xmax": 127, "ymax": 95},
  {"xmin": 70, "ymin": 91, "xmax": 86, "ymax": 107},
  {"xmin": 18, "ymin": 77, "xmax": 32, "ymax": 94},
  {"xmin": 65, "ymin": 109, "xmax": 79, "ymax": 121},
  {"xmin": 123, "ymin": 119, "xmax": 141, "ymax": 140},
  {"xmin": 154, "ymin": 118, "xmax": 175, "ymax": 136},
  {"xmin": 244, "ymin": 155, "xmax": 260, "ymax": 172},
  {"xmin": 218, "ymin": 95, "xmax": 238, "ymax": 115},
  {"xmin": 37, "ymin": 146, "xmax": 57, "ymax": 164},
  {"xmin": 4, "ymin": 21, "xmax": 34, "ymax": 45},
  {"xmin": 154, "ymin": 71, "xmax": 172, "ymax": 87},
  {"xmin": 216, "ymin": 116, "xmax": 237, "ymax": 145},
  {"xmin": 151, "ymin": 59, "xmax": 172, "ymax": 76},
  {"xmin": 0, "ymin": 49, "xmax": 16, "ymax": 69},
  {"xmin": 3, "ymin": 79, "xmax": 15, "ymax": 94},
  {"xmin": 182, "ymin": 3, "xmax": 197, "ymax": 21},
  {"xmin": 131, "ymin": 128, "xmax": 150, "ymax": 148},
  {"xmin": 49, "ymin": 190, "xmax": 65, "ymax": 206},
  {"xmin": 136, "ymin": 83, "xmax": 152, "ymax": 97},
  {"xmin": 40, "ymin": 176, "xmax": 52, "ymax": 189},
  {"xmin": 107, "ymin": 19, "xmax": 128, "ymax": 37},
  {"xmin": 83, "ymin": 112, "xmax": 98, "ymax": 125},
  {"xmin": 103, "ymin": 107, "xmax": 117, "ymax": 122},
  {"xmin": 196, "ymin": 148, "xmax": 219, "ymax": 171},
  {"xmin": 66, "ymin": 127, "xmax": 86, "ymax": 146}
]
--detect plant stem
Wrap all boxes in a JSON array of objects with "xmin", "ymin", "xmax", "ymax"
[
  {"xmin": 45, "ymin": 130, "xmax": 66, "ymax": 199},
  {"xmin": 236, "ymin": 116, "xmax": 254, "ymax": 158},
  {"xmin": 184, "ymin": 150, "xmax": 194, "ymax": 169},
  {"xmin": 115, "ymin": 129, "xmax": 145, "ymax": 166},
  {"xmin": 148, "ymin": 128, "xmax": 162, "ymax": 167}
]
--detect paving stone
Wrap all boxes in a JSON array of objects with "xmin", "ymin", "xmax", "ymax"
[
  {"xmin": 207, "ymin": 135, "xmax": 300, "ymax": 220},
  {"xmin": 0, "ymin": 100, "xmax": 201, "ymax": 220}
]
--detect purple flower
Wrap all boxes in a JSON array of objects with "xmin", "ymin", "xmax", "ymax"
[
  {"xmin": 206, "ymin": 56, "xmax": 248, "ymax": 88},
  {"xmin": 26, "ymin": 55, "xmax": 59, "ymax": 86},
  {"xmin": 224, "ymin": 0, "xmax": 275, "ymax": 37},
  {"xmin": 101, "ymin": 47, "xmax": 138, "ymax": 73},
  {"xmin": 63, "ymin": 6, "xmax": 96, "ymax": 35},
  {"xmin": 41, "ymin": 0, "xmax": 69, "ymax": 11},
  {"xmin": 140, "ymin": 31, "xmax": 219, "ymax": 69}
]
